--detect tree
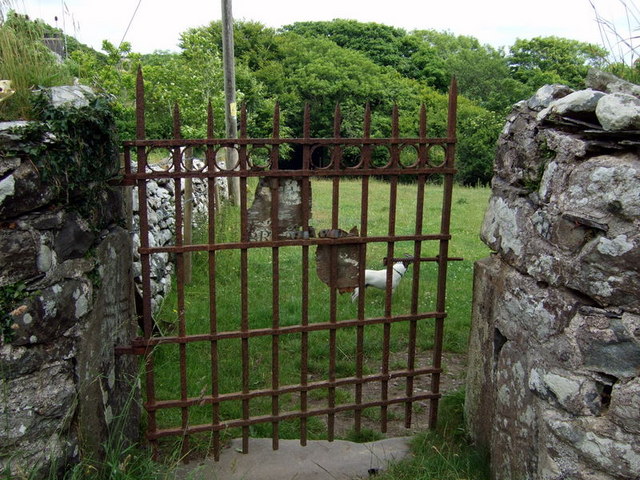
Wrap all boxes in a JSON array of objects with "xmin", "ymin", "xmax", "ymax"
[
  {"xmin": 176, "ymin": 22, "xmax": 502, "ymax": 183},
  {"xmin": 284, "ymin": 20, "xmax": 449, "ymax": 90},
  {"xmin": 508, "ymin": 36, "xmax": 608, "ymax": 89}
]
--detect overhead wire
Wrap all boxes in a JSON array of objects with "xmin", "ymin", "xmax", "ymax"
[{"xmin": 119, "ymin": 0, "xmax": 143, "ymax": 49}]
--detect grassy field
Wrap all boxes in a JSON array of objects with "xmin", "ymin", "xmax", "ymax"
[{"xmin": 149, "ymin": 178, "xmax": 490, "ymax": 460}]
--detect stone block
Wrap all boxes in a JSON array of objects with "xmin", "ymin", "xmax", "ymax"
[
  {"xmin": 567, "ymin": 308, "xmax": 640, "ymax": 380},
  {"xmin": 609, "ymin": 376, "xmax": 640, "ymax": 434},
  {"xmin": 544, "ymin": 412, "xmax": 640, "ymax": 479},
  {"xmin": 0, "ymin": 228, "xmax": 39, "ymax": 287},
  {"xmin": 0, "ymin": 158, "xmax": 57, "ymax": 220},
  {"xmin": 596, "ymin": 92, "xmax": 640, "ymax": 131}
]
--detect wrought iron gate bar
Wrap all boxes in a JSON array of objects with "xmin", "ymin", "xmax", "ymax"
[
  {"xmin": 135, "ymin": 236, "xmax": 454, "ymax": 255},
  {"xmin": 123, "ymin": 137, "xmax": 455, "ymax": 147},
  {"xmin": 146, "ymin": 367, "xmax": 443, "ymax": 414},
  {"xmin": 122, "ymin": 67, "xmax": 458, "ymax": 458},
  {"xmin": 123, "ymin": 168, "xmax": 458, "ymax": 181},
  {"xmin": 121, "ymin": 310, "xmax": 446, "ymax": 348},
  {"xmin": 149, "ymin": 392, "xmax": 441, "ymax": 440}
]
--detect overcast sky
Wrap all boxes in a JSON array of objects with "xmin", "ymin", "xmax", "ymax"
[{"xmin": 13, "ymin": 0, "xmax": 638, "ymax": 56}]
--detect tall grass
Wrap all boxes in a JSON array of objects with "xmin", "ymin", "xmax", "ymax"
[
  {"xmin": 374, "ymin": 389, "xmax": 490, "ymax": 480},
  {"xmin": 151, "ymin": 179, "xmax": 491, "ymax": 451},
  {"xmin": 0, "ymin": 4, "xmax": 72, "ymax": 120}
]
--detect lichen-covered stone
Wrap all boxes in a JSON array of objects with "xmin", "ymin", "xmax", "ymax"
[
  {"xmin": 586, "ymin": 67, "xmax": 640, "ymax": 97},
  {"xmin": 0, "ymin": 88, "xmax": 138, "ymax": 479},
  {"xmin": 467, "ymin": 71, "xmax": 640, "ymax": 480},
  {"xmin": 0, "ymin": 157, "xmax": 57, "ymax": 220},
  {"xmin": 543, "ymin": 89, "xmax": 606, "ymax": 116},
  {"xmin": 527, "ymin": 84, "xmax": 574, "ymax": 111},
  {"xmin": 0, "ymin": 228, "xmax": 39, "ymax": 287},
  {"xmin": 596, "ymin": 92, "xmax": 640, "ymax": 131}
]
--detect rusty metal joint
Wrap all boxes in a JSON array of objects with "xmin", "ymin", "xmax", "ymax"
[{"xmin": 114, "ymin": 337, "xmax": 147, "ymax": 355}]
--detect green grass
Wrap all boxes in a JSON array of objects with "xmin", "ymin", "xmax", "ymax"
[
  {"xmin": 151, "ymin": 178, "xmax": 490, "ymax": 452},
  {"xmin": 374, "ymin": 390, "xmax": 490, "ymax": 480}
]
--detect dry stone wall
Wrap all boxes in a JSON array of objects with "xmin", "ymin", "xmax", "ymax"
[
  {"xmin": 0, "ymin": 87, "xmax": 138, "ymax": 478},
  {"xmin": 466, "ymin": 70, "xmax": 640, "ymax": 479},
  {"xmin": 130, "ymin": 158, "xmax": 220, "ymax": 314}
]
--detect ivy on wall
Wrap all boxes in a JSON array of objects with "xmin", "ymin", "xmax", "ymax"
[{"xmin": 10, "ymin": 91, "xmax": 120, "ymax": 224}]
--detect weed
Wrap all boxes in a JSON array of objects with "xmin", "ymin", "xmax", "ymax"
[
  {"xmin": 0, "ymin": 10, "xmax": 73, "ymax": 120},
  {"xmin": 8, "ymin": 91, "xmax": 120, "ymax": 225},
  {"xmin": 345, "ymin": 427, "xmax": 384, "ymax": 443}
]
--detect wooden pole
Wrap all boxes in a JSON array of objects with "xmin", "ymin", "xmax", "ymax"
[{"xmin": 221, "ymin": 0, "xmax": 241, "ymax": 205}]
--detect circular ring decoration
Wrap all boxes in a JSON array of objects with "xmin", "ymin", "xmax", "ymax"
[
  {"xmin": 310, "ymin": 145, "xmax": 334, "ymax": 169},
  {"xmin": 215, "ymin": 146, "xmax": 241, "ymax": 172},
  {"xmin": 342, "ymin": 145, "xmax": 364, "ymax": 169},
  {"xmin": 426, "ymin": 144, "xmax": 447, "ymax": 168},
  {"xmin": 399, "ymin": 143, "xmax": 420, "ymax": 169},
  {"xmin": 371, "ymin": 145, "xmax": 393, "ymax": 169},
  {"xmin": 247, "ymin": 145, "xmax": 272, "ymax": 171},
  {"xmin": 144, "ymin": 147, "xmax": 174, "ymax": 172}
]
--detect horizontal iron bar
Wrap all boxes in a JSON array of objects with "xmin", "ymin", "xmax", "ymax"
[
  {"xmin": 123, "ymin": 311, "xmax": 446, "ymax": 349},
  {"xmin": 147, "ymin": 393, "xmax": 441, "ymax": 439},
  {"xmin": 137, "ymin": 234, "xmax": 452, "ymax": 255},
  {"xmin": 146, "ymin": 367, "xmax": 441, "ymax": 411},
  {"xmin": 384, "ymin": 255, "xmax": 464, "ymax": 264},
  {"xmin": 123, "ymin": 137, "xmax": 456, "ymax": 147},
  {"xmin": 114, "ymin": 344, "xmax": 146, "ymax": 356},
  {"xmin": 122, "ymin": 167, "xmax": 458, "ymax": 180}
]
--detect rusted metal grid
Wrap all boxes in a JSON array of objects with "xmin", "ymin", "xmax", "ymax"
[{"xmin": 121, "ymin": 70, "xmax": 459, "ymax": 458}]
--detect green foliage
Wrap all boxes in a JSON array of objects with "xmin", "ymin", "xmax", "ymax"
[
  {"xmin": 8, "ymin": 11, "xmax": 613, "ymax": 185},
  {"xmin": 283, "ymin": 20, "xmax": 449, "ymax": 91},
  {"xmin": 456, "ymin": 101, "xmax": 503, "ymax": 185},
  {"xmin": 508, "ymin": 36, "xmax": 608, "ymax": 89},
  {"xmin": 0, "ymin": 11, "xmax": 73, "ymax": 120},
  {"xmin": 11, "ymin": 91, "xmax": 119, "ymax": 224}
]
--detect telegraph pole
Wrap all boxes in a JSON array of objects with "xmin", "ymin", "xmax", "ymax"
[{"xmin": 221, "ymin": 0, "xmax": 241, "ymax": 205}]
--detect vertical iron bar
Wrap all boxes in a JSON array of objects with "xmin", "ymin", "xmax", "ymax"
[
  {"xmin": 327, "ymin": 103, "xmax": 342, "ymax": 442},
  {"xmin": 239, "ymin": 104, "xmax": 250, "ymax": 453},
  {"xmin": 270, "ymin": 103, "xmax": 281, "ymax": 450},
  {"xmin": 430, "ymin": 78, "xmax": 457, "ymax": 429},
  {"xmin": 135, "ymin": 68, "xmax": 158, "ymax": 457},
  {"xmin": 299, "ymin": 103, "xmax": 311, "ymax": 446},
  {"xmin": 406, "ymin": 105, "xmax": 428, "ymax": 427},
  {"xmin": 206, "ymin": 102, "xmax": 221, "ymax": 460},
  {"xmin": 381, "ymin": 105, "xmax": 400, "ymax": 433},
  {"xmin": 172, "ymin": 103, "xmax": 190, "ymax": 456},
  {"xmin": 355, "ymin": 103, "xmax": 371, "ymax": 434}
]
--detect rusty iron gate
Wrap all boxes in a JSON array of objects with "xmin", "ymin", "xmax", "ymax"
[{"xmin": 118, "ymin": 70, "xmax": 459, "ymax": 458}]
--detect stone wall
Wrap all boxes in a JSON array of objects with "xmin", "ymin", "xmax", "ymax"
[
  {"xmin": 465, "ymin": 70, "xmax": 640, "ymax": 479},
  {"xmin": 0, "ymin": 87, "xmax": 138, "ymax": 478},
  {"xmin": 131, "ymin": 158, "xmax": 219, "ymax": 314}
]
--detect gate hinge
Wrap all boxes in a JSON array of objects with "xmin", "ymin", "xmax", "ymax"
[{"xmin": 115, "ymin": 337, "xmax": 148, "ymax": 356}]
